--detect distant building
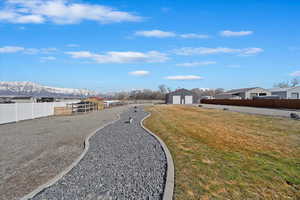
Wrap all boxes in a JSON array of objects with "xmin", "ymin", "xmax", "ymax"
[
  {"xmin": 201, "ymin": 95, "xmax": 214, "ymax": 100},
  {"xmin": 87, "ymin": 96, "xmax": 104, "ymax": 102},
  {"xmin": 269, "ymin": 86, "xmax": 300, "ymax": 99},
  {"xmin": 37, "ymin": 97, "xmax": 55, "ymax": 102},
  {"xmin": 104, "ymin": 100, "xmax": 121, "ymax": 108},
  {"xmin": 166, "ymin": 89, "xmax": 197, "ymax": 104},
  {"xmin": 0, "ymin": 96, "xmax": 36, "ymax": 103},
  {"xmin": 215, "ymin": 87, "xmax": 271, "ymax": 99}
]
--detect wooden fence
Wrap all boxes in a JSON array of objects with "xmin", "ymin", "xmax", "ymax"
[{"xmin": 201, "ymin": 99, "xmax": 300, "ymax": 109}]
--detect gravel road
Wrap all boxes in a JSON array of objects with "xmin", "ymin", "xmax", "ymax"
[
  {"xmin": 0, "ymin": 106, "xmax": 128, "ymax": 200},
  {"xmin": 30, "ymin": 106, "xmax": 167, "ymax": 200}
]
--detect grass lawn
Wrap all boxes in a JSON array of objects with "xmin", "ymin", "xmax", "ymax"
[{"xmin": 144, "ymin": 105, "xmax": 300, "ymax": 200}]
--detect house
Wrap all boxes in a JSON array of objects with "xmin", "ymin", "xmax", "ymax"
[
  {"xmin": 0, "ymin": 96, "xmax": 36, "ymax": 103},
  {"xmin": 166, "ymin": 89, "xmax": 197, "ymax": 104},
  {"xmin": 215, "ymin": 87, "xmax": 271, "ymax": 99},
  {"xmin": 269, "ymin": 86, "xmax": 300, "ymax": 99}
]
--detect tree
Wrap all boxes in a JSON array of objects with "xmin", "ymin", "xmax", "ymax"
[
  {"xmin": 190, "ymin": 88, "xmax": 224, "ymax": 98},
  {"xmin": 291, "ymin": 78, "xmax": 300, "ymax": 87},
  {"xmin": 274, "ymin": 78, "xmax": 300, "ymax": 88},
  {"xmin": 274, "ymin": 81, "xmax": 290, "ymax": 88},
  {"xmin": 158, "ymin": 84, "xmax": 168, "ymax": 94}
]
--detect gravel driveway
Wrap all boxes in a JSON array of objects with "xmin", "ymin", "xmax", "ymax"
[
  {"xmin": 0, "ymin": 106, "xmax": 128, "ymax": 200},
  {"xmin": 30, "ymin": 106, "xmax": 167, "ymax": 200}
]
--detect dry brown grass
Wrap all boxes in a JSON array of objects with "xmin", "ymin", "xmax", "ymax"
[{"xmin": 144, "ymin": 105, "xmax": 300, "ymax": 200}]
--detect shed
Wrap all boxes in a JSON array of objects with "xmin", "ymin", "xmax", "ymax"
[{"xmin": 166, "ymin": 89, "xmax": 197, "ymax": 104}]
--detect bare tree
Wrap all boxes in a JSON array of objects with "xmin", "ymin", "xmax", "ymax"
[
  {"xmin": 273, "ymin": 81, "xmax": 290, "ymax": 88},
  {"xmin": 291, "ymin": 78, "xmax": 300, "ymax": 87},
  {"xmin": 274, "ymin": 78, "xmax": 300, "ymax": 88},
  {"xmin": 158, "ymin": 84, "xmax": 168, "ymax": 94},
  {"xmin": 191, "ymin": 88, "xmax": 224, "ymax": 98},
  {"xmin": 167, "ymin": 87, "xmax": 172, "ymax": 93}
]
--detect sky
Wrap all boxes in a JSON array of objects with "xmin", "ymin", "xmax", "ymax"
[{"xmin": 0, "ymin": 0, "xmax": 300, "ymax": 92}]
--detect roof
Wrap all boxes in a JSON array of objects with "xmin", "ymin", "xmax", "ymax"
[
  {"xmin": 216, "ymin": 87, "xmax": 266, "ymax": 95},
  {"xmin": 269, "ymin": 86, "xmax": 300, "ymax": 92},
  {"xmin": 88, "ymin": 96, "xmax": 104, "ymax": 101},
  {"xmin": 168, "ymin": 88, "xmax": 194, "ymax": 95},
  {"xmin": 221, "ymin": 87, "xmax": 266, "ymax": 95}
]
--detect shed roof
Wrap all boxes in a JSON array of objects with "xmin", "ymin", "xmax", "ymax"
[{"xmin": 167, "ymin": 88, "xmax": 194, "ymax": 95}]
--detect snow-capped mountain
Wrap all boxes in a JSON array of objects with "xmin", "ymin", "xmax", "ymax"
[{"xmin": 0, "ymin": 81, "xmax": 97, "ymax": 97}]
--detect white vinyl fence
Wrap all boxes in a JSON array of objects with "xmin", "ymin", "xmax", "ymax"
[{"xmin": 0, "ymin": 101, "xmax": 79, "ymax": 125}]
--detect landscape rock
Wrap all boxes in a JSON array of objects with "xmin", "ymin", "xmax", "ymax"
[{"xmin": 30, "ymin": 107, "xmax": 167, "ymax": 200}]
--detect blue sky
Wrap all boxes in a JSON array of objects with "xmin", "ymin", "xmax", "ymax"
[{"xmin": 0, "ymin": 0, "xmax": 300, "ymax": 92}]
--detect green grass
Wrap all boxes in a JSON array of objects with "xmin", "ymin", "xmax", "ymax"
[{"xmin": 144, "ymin": 105, "xmax": 300, "ymax": 200}]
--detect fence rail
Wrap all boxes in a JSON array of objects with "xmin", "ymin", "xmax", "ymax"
[
  {"xmin": 0, "ymin": 101, "xmax": 79, "ymax": 125},
  {"xmin": 201, "ymin": 99, "xmax": 300, "ymax": 109}
]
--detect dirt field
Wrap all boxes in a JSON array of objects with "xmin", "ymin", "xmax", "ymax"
[
  {"xmin": 0, "ymin": 106, "xmax": 128, "ymax": 200},
  {"xmin": 144, "ymin": 105, "xmax": 300, "ymax": 200}
]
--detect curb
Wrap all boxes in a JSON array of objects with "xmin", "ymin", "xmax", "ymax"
[
  {"xmin": 140, "ymin": 113, "xmax": 175, "ymax": 200},
  {"xmin": 20, "ymin": 113, "xmax": 121, "ymax": 200}
]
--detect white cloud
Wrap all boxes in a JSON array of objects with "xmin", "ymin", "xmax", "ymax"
[
  {"xmin": 180, "ymin": 33, "xmax": 210, "ymax": 39},
  {"xmin": 135, "ymin": 30, "xmax": 210, "ymax": 39},
  {"xmin": 290, "ymin": 71, "xmax": 300, "ymax": 77},
  {"xmin": 129, "ymin": 70, "xmax": 150, "ymax": 76},
  {"xmin": 176, "ymin": 61, "xmax": 216, "ymax": 67},
  {"xmin": 135, "ymin": 30, "xmax": 176, "ymax": 38},
  {"xmin": 0, "ymin": 0, "xmax": 141, "ymax": 24},
  {"xmin": 66, "ymin": 50, "xmax": 169, "ymax": 63},
  {"xmin": 165, "ymin": 75, "xmax": 203, "ymax": 80},
  {"xmin": 240, "ymin": 48, "xmax": 263, "ymax": 55},
  {"xmin": 173, "ymin": 47, "xmax": 263, "ymax": 56},
  {"xmin": 43, "ymin": 47, "xmax": 58, "ymax": 53},
  {"xmin": 220, "ymin": 30, "xmax": 253, "ymax": 37},
  {"xmin": 24, "ymin": 47, "xmax": 58, "ymax": 54},
  {"xmin": 0, "ymin": 46, "xmax": 58, "ymax": 55},
  {"xmin": 0, "ymin": 46, "xmax": 24, "ymax": 53},
  {"xmin": 15, "ymin": 14, "xmax": 45, "ymax": 23}
]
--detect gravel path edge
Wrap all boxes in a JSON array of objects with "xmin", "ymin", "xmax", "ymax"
[
  {"xmin": 140, "ymin": 113, "xmax": 175, "ymax": 200},
  {"xmin": 20, "ymin": 113, "xmax": 121, "ymax": 200}
]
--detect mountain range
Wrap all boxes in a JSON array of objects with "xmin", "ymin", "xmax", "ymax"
[{"xmin": 0, "ymin": 81, "xmax": 97, "ymax": 97}]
